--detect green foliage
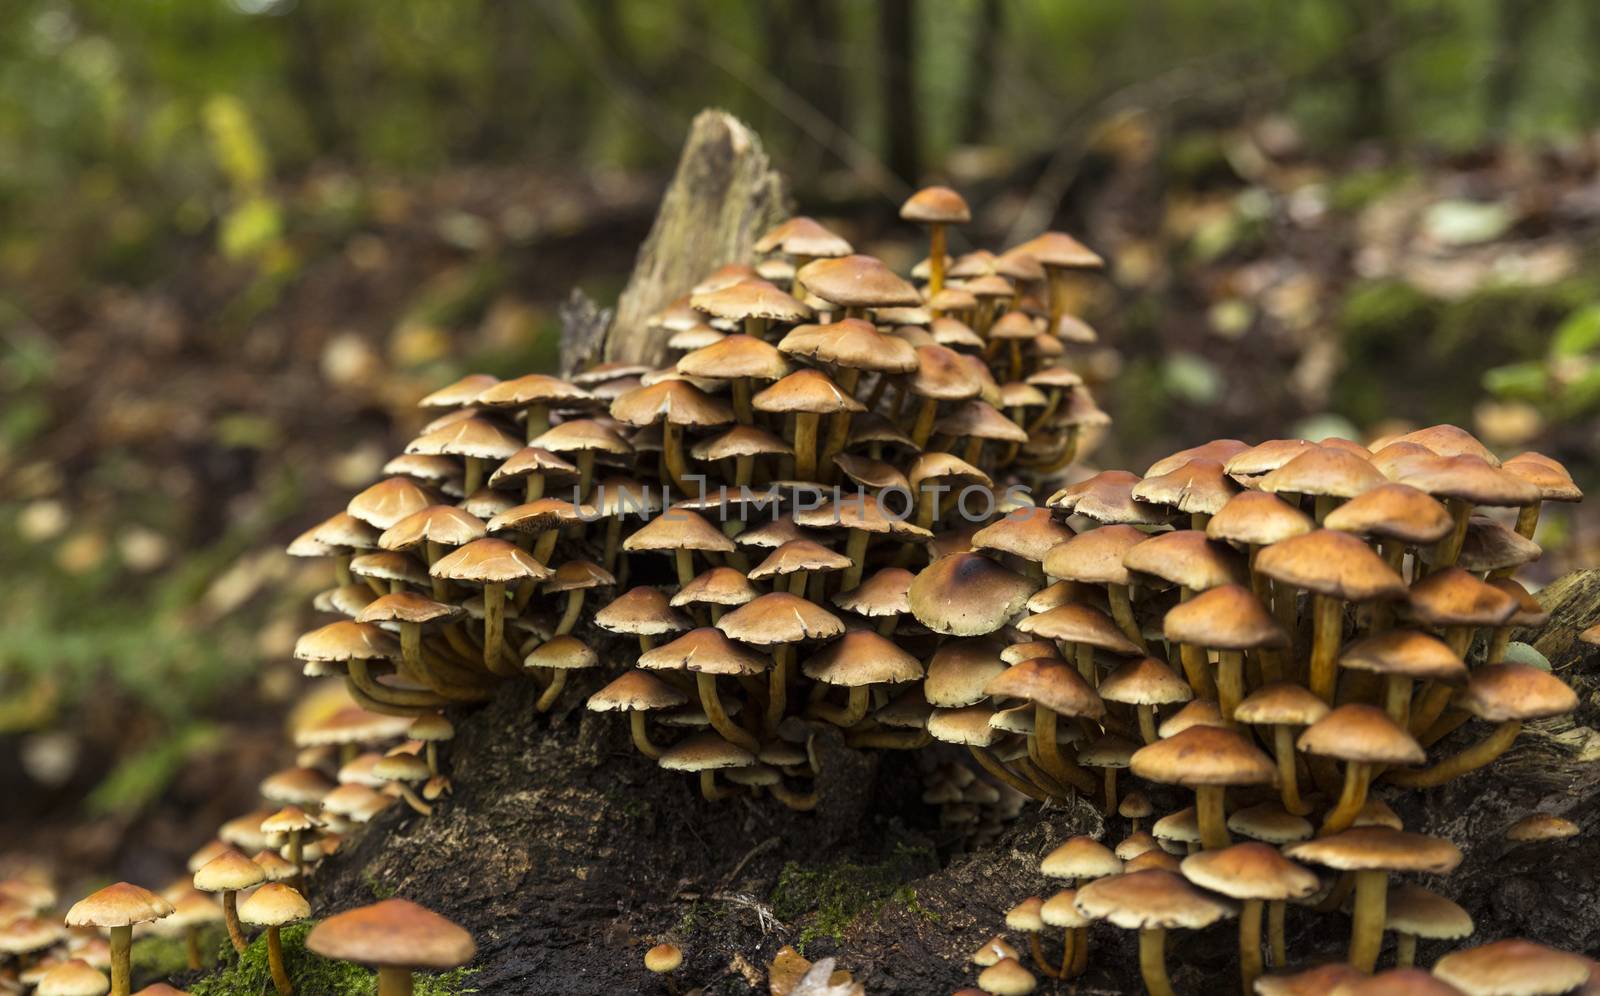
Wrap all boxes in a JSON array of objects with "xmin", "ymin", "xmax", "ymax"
[
  {"xmin": 131, "ymin": 928, "xmax": 228, "ymax": 981},
  {"xmin": 185, "ymin": 923, "xmax": 477, "ymax": 996},
  {"xmin": 769, "ymin": 842, "xmax": 937, "ymax": 954}
]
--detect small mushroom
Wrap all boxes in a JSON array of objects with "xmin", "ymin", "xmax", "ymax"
[
  {"xmin": 192, "ymin": 848, "xmax": 265, "ymax": 955},
  {"xmin": 306, "ymin": 898, "xmax": 476, "ymax": 996},
  {"xmin": 238, "ymin": 884, "xmax": 310, "ymax": 996},
  {"xmin": 64, "ymin": 884, "xmax": 173, "ymax": 996}
]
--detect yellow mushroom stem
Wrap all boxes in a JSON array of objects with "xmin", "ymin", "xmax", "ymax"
[
  {"xmin": 1027, "ymin": 388, "xmax": 1063, "ymax": 434},
  {"xmin": 222, "ymin": 891, "xmax": 248, "ymax": 954},
  {"xmin": 927, "ymin": 223, "xmax": 948, "ymax": 295},
  {"xmin": 1386, "ymin": 720, "xmax": 1521, "ymax": 787},
  {"xmin": 535, "ymin": 669, "xmax": 568, "ymax": 713},
  {"xmin": 1135, "ymin": 704, "xmax": 1159, "ymax": 744},
  {"xmin": 696, "ymin": 673, "xmax": 759, "ymax": 753},
  {"xmin": 394, "ymin": 781, "xmax": 433, "ymax": 816},
  {"xmin": 818, "ymin": 369, "xmax": 861, "ymax": 478},
  {"xmin": 1485, "ymin": 625, "xmax": 1512, "ymax": 665},
  {"xmin": 793, "ymin": 412, "xmax": 822, "ymax": 480},
  {"xmin": 1348, "ymin": 869, "xmax": 1388, "ymax": 972},
  {"xmin": 482, "ymin": 582, "xmax": 507, "ymax": 674},
  {"xmin": 1027, "ymin": 933, "xmax": 1061, "ymax": 979},
  {"xmin": 1421, "ymin": 708, "xmax": 1473, "ymax": 747},
  {"xmin": 840, "ymin": 528, "xmax": 871, "ymax": 592},
  {"xmin": 1512, "ymin": 500, "xmax": 1542, "ymax": 541},
  {"xmin": 766, "ymin": 645, "xmax": 792, "ymax": 734},
  {"xmin": 909, "ymin": 397, "xmax": 939, "ymax": 449},
  {"xmin": 1308, "ymin": 594, "xmax": 1344, "ymax": 704},
  {"xmin": 769, "ymin": 782, "xmax": 818, "ymax": 811},
  {"xmin": 1319, "ymin": 761, "xmax": 1371, "ymax": 835},
  {"xmin": 288, "ymin": 828, "xmax": 305, "ymax": 890},
  {"xmin": 1138, "ymin": 927, "xmax": 1176, "ymax": 996},
  {"xmin": 523, "ymin": 470, "xmax": 546, "ymax": 503},
  {"xmin": 532, "ymin": 529, "xmax": 560, "ymax": 566},
  {"xmin": 183, "ymin": 924, "xmax": 202, "ymax": 969},
  {"xmin": 1102, "ymin": 766, "xmax": 1118, "ymax": 814},
  {"xmin": 698, "ymin": 769, "xmax": 734, "ymax": 802},
  {"xmin": 334, "ymin": 554, "xmax": 353, "ymax": 586},
  {"xmin": 808, "ymin": 685, "xmax": 871, "ymax": 728},
  {"xmin": 1267, "ymin": 900, "xmax": 1287, "ymax": 968},
  {"xmin": 731, "ymin": 376, "xmax": 754, "ymax": 424},
  {"xmin": 969, "ymin": 745, "xmax": 1050, "ymax": 803},
  {"xmin": 628, "ymin": 712, "xmax": 664, "ymax": 759},
  {"xmin": 1238, "ymin": 898, "xmax": 1264, "ymax": 996},
  {"xmin": 1107, "ymin": 584, "xmax": 1147, "ymax": 651},
  {"xmin": 342, "ymin": 677, "xmax": 425, "ymax": 718},
  {"xmin": 266, "ymin": 924, "xmax": 293, "ymax": 996},
  {"xmin": 109, "ymin": 923, "xmax": 133, "ymax": 996},
  {"xmin": 1195, "ymin": 785, "xmax": 1231, "ymax": 849},
  {"xmin": 555, "ymin": 590, "xmax": 587, "ymax": 635},
  {"xmin": 345, "ymin": 659, "xmax": 448, "ymax": 709},
  {"xmin": 1271, "ymin": 725, "xmax": 1312, "ymax": 816},
  {"xmin": 1429, "ymin": 498, "xmax": 1472, "ymax": 571},
  {"xmin": 1383, "ymin": 674, "xmax": 1412, "ymax": 727},
  {"xmin": 661, "ymin": 421, "xmax": 694, "ymax": 495},
  {"xmin": 1217, "ymin": 651, "xmax": 1245, "ymax": 728},
  {"xmin": 378, "ymin": 965, "xmax": 415, "ymax": 996},
  {"xmin": 1027, "ymin": 427, "xmax": 1081, "ymax": 475},
  {"xmin": 524, "ymin": 403, "xmax": 550, "ymax": 444},
  {"xmin": 602, "ymin": 516, "xmax": 624, "ymax": 573},
  {"xmin": 1034, "ymin": 705, "xmax": 1099, "ymax": 795},
  {"xmin": 463, "ymin": 456, "xmax": 484, "ymax": 495}
]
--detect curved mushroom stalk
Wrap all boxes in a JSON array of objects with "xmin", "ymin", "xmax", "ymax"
[
  {"xmin": 266, "ymin": 925, "xmax": 294, "ymax": 996},
  {"xmin": 1348, "ymin": 869, "xmax": 1388, "ymax": 972},
  {"xmin": 628, "ymin": 712, "xmax": 664, "ymax": 759},
  {"xmin": 696, "ymin": 673, "xmax": 759, "ymax": 753},
  {"xmin": 1195, "ymin": 786, "xmax": 1231, "ymax": 850},
  {"xmin": 807, "ymin": 686, "xmax": 871, "ymax": 728},
  {"xmin": 535, "ymin": 670, "xmax": 568, "ymax": 713},
  {"xmin": 1138, "ymin": 927, "xmax": 1176, "ymax": 996},
  {"xmin": 1032, "ymin": 706, "xmax": 1097, "ymax": 797},
  {"xmin": 698, "ymin": 770, "xmax": 735, "ymax": 802},
  {"xmin": 1272, "ymin": 726, "xmax": 1311, "ymax": 816},
  {"xmin": 555, "ymin": 591, "xmax": 586, "ymax": 636},
  {"xmin": 1385, "ymin": 720, "xmax": 1521, "ymax": 788},
  {"xmin": 765, "ymin": 645, "xmax": 793, "ymax": 735},
  {"xmin": 969, "ymin": 745, "xmax": 1050, "ymax": 803},
  {"xmin": 1429, "ymin": 498, "xmax": 1473, "ymax": 569},
  {"xmin": 1319, "ymin": 762, "xmax": 1371, "ymax": 835},
  {"xmin": 768, "ymin": 783, "xmax": 818, "ymax": 811},
  {"xmin": 1107, "ymin": 584, "xmax": 1147, "ymax": 651},
  {"xmin": 222, "ymin": 891, "xmax": 248, "ymax": 954}
]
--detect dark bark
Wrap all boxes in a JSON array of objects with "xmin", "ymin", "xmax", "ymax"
[{"xmin": 878, "ymin": 0, "xmax": 921, "ymax": 185}]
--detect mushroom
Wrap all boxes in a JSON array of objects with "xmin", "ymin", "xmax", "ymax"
[
  {"xmin": 1384, "ymin": 884, "xmax": 1472, "ymax": 969},
  {"xmin": 403, "ymin": 416, "xmax": 521, "ymax": 495},
  {"xmin": 1388, "ymin": 664, "xmax": 1577, "ymax": 788},
  {"xmin": 643, "ymin": 941, "xmax": 684, "ymax": 992},
  {"xmin": 623, "ymin": 509, "xmax": 736, "ymax": 590},
  {"xmin": 1500, "ymin": 451, "xmax": 1582, "ymax": 540},
  {"xmin": 35, "ymin": 960, "xmax": 109, "ymax": 996},
  {"xmin": 802, "ymin": 630, "xmax": 922, "ymax": 728},
  {"xmin": 192, "ymin": 849, "xmax": 264, "ymax": 954},
  {"xmin": 1298, "ymin": 705, "xmax": 1424, "ymax": 834},
  {"xmin": 595, "ymin": 586, "xmax": 691, "ymax": 654},
  {"xmin": 1431, "ymin": 939, "xmax": 1591, "ymax": 996},
  {"xmin": 429, "ymin": 538, "xmax": 550, "ymax": 676},
  {"xmin": 64, "ymin": 884, "xmax": 173, "ymax": 996},
  {"xmin": 528, "ymin": 419, "xmax": 633, "ymax": 501},
  {"xmin": 1339, "ymin": 629, "xmax": 1466, "ymax": 729},
  {"xmin": 1233, "ymin": 683, "xmax": 1328, "ymax": 816},
  {"xmin": 1284, "ymin": 827, "xmax": 1462, "ymax": 972},
  {"xmin": 1122, "ymin": 530, "xmax": 1246, "ymax": 697},
  {"xmin": 900, "ymin": 187, "xmax": 970, "ymax": 296},
  {"xmin": 751, "ymin": 368, "xmax": 864, "ymax": 482},
  {"xmin": 1179, "ymin": 843, "xmax": 1318, "ymax": 994},
  {"xmin": 406, "ymin": 713, "xmax": 454, "ymax": 777},
  {"xmin": 373, "ymin": 752, "xmax": 434, "ymax": 816},
  {"xmin": 305, "ymin": 898, "xmax": 476, "ymax": 996},
  {"xmin": 754, "ymin": 216, "xmax": 853, "ymax": 294},
  {"xmin": 1162, "ymin": 583, "xmax": 1286, "ymax": 721},
  {"xmin": 610, "ymin": 379, "xmax": 735, "ymax": 494},
  {"xmin": 982, "ymin": 656, "xmax": 1101, "ymax": 797},
  {"xmin": 1074, "ymin": 869, "xmax": 1235, "ymax": 996},
  {"xmin": 524, "ymin": 634, "xmax": 599, "ymax": 712},
  {"xmin": 1011, "ymin": 231, "xmax": 1103, "ymax": 339},
  {"xmin": 1129, "ymin": 725, "xmax": 1277, "ymax": 850},
  {"xmin": 718, "ymin": 591, "xmax": 843, "ymax": 733},
  {"xmin": 659, "ymin": 732, "xmax": 756, "ymax": 801},
  {"xmin": 677, "ymin": 330, "xmax": 793, "ymax": 425},
  {"xmin": 260, "ymin": 806, "xmax": 322, "ymax": 891},
  {"xmin": 238, "ymin": 883, "xmax": 310, "ymax": 996},
  {"xmin": 1504, "ymin": 812, "xmax": 1580, "ymax": 845},
  {"xmin": 976, "ymin": 956, "xmax": 1037, "ymax": 995},
  {"xmin": 638, "ymin": 627, "xmax": 766, "ymax": 752}
]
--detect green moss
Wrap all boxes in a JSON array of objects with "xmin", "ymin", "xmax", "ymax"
[
  {"xmin": 182, "ymin": 922, "xmax": 477, "ymax": 996},
  {"xmin": 131, "ymin": 929, "xmax": 225, "ymax": 981},
  {"xmin": 362, "ymin": 866, "xmax": 397, "ymax": 900},
  {"xmin": 769, "ymin": 843, "xmax": 937, "ymax": 954}
]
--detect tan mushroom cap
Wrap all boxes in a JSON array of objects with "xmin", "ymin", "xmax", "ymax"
[
  {"xmin": 624, "ymin": 510, "xmax": 737, "ymax": 554},
  {"xmin": 716, "ymin": 592, "xmax": 844, "ymax": 645},
  {"xmin": 1407, "ymin": 568, "xmax": 1518, "ymax": 628},
  {"xmin": 237, "ymin": 883, "xmax": 310, "ymax": 927},
  {"xmin": 1339, "ymin": 968, "xmax": 1465, "ymax": 996},
  {"xmin": 524, "ymin": 635, "xmax": 598, "ymax": 671},
  {"xmin": 804, "ymin": 630, "xmax": 923, "ymax": 687},
  {"xmin": 924, "ymin": 638, "xmax": 1008, "ymax": 707},
  {"xmin": 373, "ymin": 753, "xmax": 430, "ymax": 783},
  {"xmin": 1074, "ymin": 869, "xmax": 1235, "ymax": 930},
  {"xmin": 831, "ymin": 567, "xmax": 912, "ymax": 619},
  {"xmin": 585, "ymin": 671, "xmax": 688, "ymax": 713},
  {"xmin": 260, "ymin": 805, "xmax": 320, "ymax": 834},
  {"xmin": 1043, "ymin": 524, "xmax": 1145, "ymax": 586},
  {"xmin": 1040, "ymin": 836, "xmax": 1122, "ymax": 880},
  {"xmin": 1323, "ymin": 484, "xmax": 1454, "ymax": 545},
  {"xmin": 875, "ymin": 687, "xmax": 934, "ymax": 729},
  {"xmin": 1132, "ymin": 460, "xmax": 1240, "ymax": 516},
  {"xmin": 383, "ymin": 453, "xmax": 459, "ymax": 482},
  {"xmin": 1227, "ymin": 802, "xmax": 1313, "ymax": 844},
  {"xmin": 1396, "ymin": 455, "xmax": 1539, "ymax": 507},
  {"xmin": 908, "ymin": 451, "xmax": 990, "ymax": 488},
  {"xmin": 193, "ymin": 849, "xmax": 265, "ymax": 893},
  {"xmin": 430, "ymin": 538, "xmax": 551, "ymax": 583},
  {"xmin": 750, "ymin": 368, "xmax": 866, "ymax": 417},
  {"xmin": 999, "ymin": 381, "xmax": 1050, "ymax": 409},
  {"xmin": 672, "ymin": 567, "xmax": 756, "ymax": 609},
  {"xmin": 748, "ymin": 539, "xmax": 852, "ymax": 580},
  {"xmin": 1234, "ymin": 683, "xmax": 1331, "ymax": 727},
  {"xmin": 1385, "ymin": 884, "xmax": 1473, "ymax": 940},
  {"xmin": 676, "ymin": 334, "xmax": 789, "ymax": 384},
  {"xmin": 973, "ymin": 508, "xmax": 1075, "ymax": 563},
  {"xmin": 1164, "ymin": 584, "xmax": 1287, "ymax": 649},
  {"xmin": 932, "ymin": 400, "xmax": 1029, "ymax": 443},
  {"xmin": 797, "ymin": 254, "xmax": 921, "ymax": 308},
  {"xmin": 0, "ymin": 916, "xmax": 66, "ymax": 955},
  {"xmin": 1026, "ymin": 364, "xmax": 1085, "ymax": 390},
  {"xmin": 901, "ymin": 185, "xmax": 971, "ymax": 224},
  {"xmin": 642, "ymin": 941, "xmax": 684, "ymax": 975},
  {"xmin": 1340, "ymin": 630, "xmax": 1467, "ymax": 683},
  {"xmin": 306, "ymin": 898, "xmax": 476, "ymax": 971},
  {"xmin": 664, "ymin": 733, "xmax": 758, "ymax": 775},
  {"xmin": 977, "ymin": 957, "xmax": 1037, "ymax": 996},
  {"xmin": 1180, "ymin": 842, "xmax": 1319, "ymax": 901},
  {"xmin": 1005, "ymin": 896, "xmax": 1046, "ymax": 934},
  {"xmin": 1225, "ymin": 439, "xmax": 1318, "ymax": 478},
  {"xmin": 1123, "ymin": 530, "xmax": 1246, "ymax": 591},
  {"xmin": 755, "ymin": 216, "xmax": 853, "ymax": 258},
  {"xmin": 690, "ymin": 279, "xmax": 812, "ymax": 324},
  {"xmin": 984, "ymin": 658, "xmax": 1105, "ymax": 718},
  {"xmin": 290, "ymin": 512, "xmax": 379, "ymax": 555},
  {"xmin": 1026, "ymin": 580, "xmax": 1095, "ymax": 614},
  {"xmin": 1048, "ymin": 470, "xmax": 1168, "ymax": 526},
  {"xmin": 691, "ymin": 425, "xmax": 792, "ymax": 463},
  {"xmin": 405, "ymin": 417, "xmax": 522, "ymax": 461},
  {"xmin": 778, "ymin": 318, "xmax": 919, "ymax": 373},
  {"xmin": 1015, "ymin": 231, "xmax": 1104, "ymax": 270},
  {"xmin": 1016, "ymin": 602, "xmax": 1142, "ymax": 655},
  {"xmin": 1443, "ymin": 517, "xmax": 1542, "ymax": 574},
  {"xmin": 930, "ymin": 314, "xmax": 984, "ymax": 347},
  {"xmin": 1130, "ymin": 725, "xmax": 1277, "ymax": 787},
  {"xmin": 595, "ymin": 586, "xmax": 691, "ymax": 635},
  {"xmin": 1284, "ymin": 828, "xmax": 1462, "ymax": 874},
  {"xmin": 1297, "ymin": 705, "xmax": 1424, "ymax": 765},
  {"xmin": 1080, "ymin": 735, "xmax": 1138, "ymax": 769},
  {"xmin": 833, "ymin": 452, "xmax": 910, "ymax": 492},
  {"xmin": 909, "ymin": 553, "xmax": 1038, "ymax": 637},
  {"xmin": 1254, "ymin": 963, "xmax": 1368, "ymax": 996},
  {"xmin": 1255, "ymin": 530, "xmax": 1407, "ymax": 601},
  {"xmin": 1432, "ymin": 939, "xmax": 1591, "ymax": 996},
  {"xmin": 909, "ymin": 343, "xmax": 984, "ymax": 401},
  {"xmin": 294, "ymin": 620, "xmax": 398, "ymax": 663},
  {"xmin": 1099, "ymin": 657, "xmax": 1193, "ymax": 707},
  {"xmin": 530, "ymin": 418, "xmax": 633, "ymax": 456},
  {"xmin": 349, "ymin": 550, "xmax": 428, "ymax": 585},
  {"xmin": 971, "ymin": 935, "xmax": 1021, "ymax": 967},
  {"xmin": 1391, "ymin": 424, "xmax": 1499, "ymax": 465},
  {"xmin": 378, "ymin": 506, "xmax": 487, "ymax": 551},
  {"xmin": 1207, "ymin": 491, "xmax": 1314, "ymax": 547},
  {"xmin": 1152, "ymin": 808, "xmax": 1201, "ymax": 846},
  {"xmin": 927, "ymin": 705, "xmax": 1002, "ymax": 746},
  {"xmin": 35, "ymin": 960, "xmax": 109, "ymax": 996},
  {"xmin": 1502, "ymin": 451, "xmax": 1582, "ymax": 502},
  {"xmin": 1146, "ymin": 440, "xmax": 1250, "ymax": 479},
  {"xmin": 347, "ymin": 478, "xmax": 439, "ymax": 530},
  {"xmin": 1259, "ymin": 446, "xmax": 1387, "ymax": 499},
  {"xmin": 610, "ymin": 380, "xmax": 736, "ymax": 428},
  {"xmin": 640, "ymin": 628, "xmax": 768, "ymax": 676},
  {"xmin": 419, "ymin": 373, "xmax": 499, "ymax": 409},
  {"xmin": 487, "ymin": 496, "xmax": 595, "ymax": 536},
  {"xmin": 1457, "ymin": 664, "xmax": 1578, "ymax": 721},
  {"xmin": 357, "ymin": 592, "xmax": 463, "ymax": 626},
  {"xmin": 1504, "ymin": 812, "xmax": 1579, "ymax": 843},
  {"xmin": 475, "ymin": 372, "xmax": 593, "ymax": 410}
]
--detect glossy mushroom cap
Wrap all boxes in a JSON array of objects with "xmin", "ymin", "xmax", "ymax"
[
  {"xmin": 1130, "ymin": 726, "xmax": 1276, "ymax": 787},
  {"xmin": 237, "ymin": 883, "xmax": 311, "ymax": 927},
  {"xmin": 306, "ymin": 898, "xmax": 476, "ymax": 971},
  {"xmin": 35, "ymin": 960, "xmax": 109, "ymax": 996},
  {"xmin": 1431, "ymin": 939, "xmax": 1591, "ymax": 996},
  {"xmin": 909, "ymin": 553, "xmax": 1039, "ymax": 637},
  {"xmin": 1179, "ymin": 842, "xmax": 1319, "ymax": 901},
  {"xmin": 65, "ymin": 883, "xmax": 174, "ymax": 928},
  {"xmin": 1255, "ymin": 530, "xmax": 1407, "ymax": 602},
  {"xmin": 1073, "ymin": 869, "xmax": 1236, "ymax": 929}
]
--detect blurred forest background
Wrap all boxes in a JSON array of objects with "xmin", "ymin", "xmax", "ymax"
[{"xmin": 4, "ymin": 0, "xmax": 1600, "ymax": 875}]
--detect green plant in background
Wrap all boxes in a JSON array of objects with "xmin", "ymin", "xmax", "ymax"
[
  {"xmin": 1485, "ymin": 303, "xmax": 1600, "ymax": 419},
  {"xmin": 183, "ymin": 923, "xmax": 477, "ymax": 996}
]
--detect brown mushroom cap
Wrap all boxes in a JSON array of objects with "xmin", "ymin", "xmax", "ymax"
[
  {"xmin": 35, "ymin": 960, "xmax": 109, "ymax": 996},
  {"xmin": 803, "ymin": 630, "xmax": 923, "ymax": 686},
  {"xmin": 750, "ymin": 368, "xmax": 866, "ymax": 416},
  {"xmin": 1224, "ymin": 439, "xmax": 1318, "ymax": 478},
  {"xmin": 1016, "ymin": 602, "xmax": 1142, "ymax": 655},
  {"xmin": 984, "ymin": 658, "xmax": 1105, "ymax": 718},
  {"xmin": 755, "ymin": 216, "xmax": 853, "ymax": 258},
  {"xmin": 357, "ymin": 592, "xmax": 463, "ymax": 626},
  {"xmin": 1130, "ymin": 725, "xmax": 1276, "ymax": 787},
  {"xmin": 1163, "ymin": 584, "xmax": 1287, "ymax": 649},
  {"xmin": 1123, "ymin": 530, "xmax": 1246, "ymax": 591},
  {"xmin": 524, "ymin": 635, "xmax": 599, "ymax": 671},
  {"xmin": 690, "ymin": 280, "xmax": 812, "ymax": 324},
  {"xmin": 672, "ymin": 568, "xmax": 757, "ymax": 609},
  {"xmin": 1074, "ymin": 869, "xmax": 1236, "ymax": 930},
  {"xmin": 639, "ymin": 628, "xmax": 769, "ymax": 676},
  {"xmin": 1227, "ymin": 802, "xmax": 1313, "ymax": 844},
  {"xmin": 1407, "ymin": 568, "xmax": 1519, "ymax": 628},
  {"xmin": 474, "ymin": 373, "xmax": 594, "ymax": 411},
  {"xmin": 1284, "ymin": 828, "xmax": 1462, "ymax": 874},
  {"xmin": 925, "ymin": 638, "xmax": 1009, "ymax": 707},
  {"xmin": 901, "ymin": 185, "xmax": 971, "ymax": 224},
  {"xmin": 1146, "ymin": 440, "xmax": 1252, "ymax": 479},
  {"xmin": 610, "ymin": 380, "xmax": 736, "ymax": 428},
  {"xmin": 1259, "ymin": 446, "xmax": 1387, "ymax": 499},
  {"xmin": 1099, "ymin": 657, "xmax": 1194, "ymax": 707},
  {"xmin": 1391, "ymin": 424, "xmax": 1500, "ymax": 465},
  {"xmin": 1297, "ymin": 705, "xmax": 1425, "ymax": 765},
  {"xmin": 910, "ymin": 553, "xmax": 1039, "ymax": 637},
  {"xmin": 306, "ymin": 898, "xmax": 476, "ymax": 971},
  {"xmin": 716, "ymin": 592, "xmax": 845, "ymax": 645},
  {"xmin": 1180, "ymin": 842, "xmax": 1319, "ymax": 901},
  {"xmin": 405, "ymin": 417, "xmax": 522, "ymax": 462},
  {"xmin": 530, "ymin": 418, "xmax": 634, "ymax": 456},
  {"xmin": 193, "ymin": 850, "xmax": 266, "ymax": 893},
  {"xmin": 585, "ymin": 671, "xmax": 688, "ymax": 713},
  {"xmin": 238, "ymin": 883, "xmax": 310, "ymax": 927},
  {"xmin": 1340, "ymin": 968, "xmax": 1465, "ymax": 996},
  {"xmin": 976, "ymin": 957, "xmax": 1036, "ymax": 996},
  {"xmin": 378, "ymin": 506, "xmax": 487, "ymax": 551},
  {"xmin": 927, "ymin": 705, "xmax": 1003, "ymax": 746},
  {"xmin": 973, "ymin": 507, "xmax": 1075, "ymax": 563},
  {"xmin": 1385, "ymin": 884, "xmax": 1473, "ymax": 940},
  {"xmin": 1042, "ymin": 524, "xmax": 1145, "ymax": 585},
  {"xmin": 797, "ymin": 255, "xmax": 921, "ymax": 309},
  {"xmin": 1040, "ymin": 836, "xmax": 1123, "ymax": 880},
  {"xmin": 1132, "ymin": 460, "xmax": 1240, "ymax": 516},
  {"xmin": 1255, "ymin": 529, "xmax": 1407, "ymax": 601},
  {"xmin": 1504, "ymin": 812, "xmax": 1580, "ymax": 843},
  {"xmin": 777, "ymin": 318, "xmax": 919, "ymax": 373},
  {"xmin": 1432, "ymin": 939, "xmax": 1591, "ymax": 996},
  {"xmin": 347, "ymin": 478, "xmax": 440, "ymax": 530},
  {"xmin": 1323, "ymin": 484, "xmax": 1454, "ymax": 545},
  {"xmin": 595, "ymin": 586, "xmax": 691, "ymax": 636},
  {"xmin": 1015, "ymin": 231, "xmax": 1103, "ymax": 270},
  {"xmin": 1206, "ymin": 491, "xmax": 1315, "ymax": 547},
  {"xmin": 832, "ymin": 567, "xmax": 913, "ymax": 619},
  {"xmin": 1048, "ymin": 471, "xmax": 1168, "ymax": 526},
  {"xmin": 625, "ymin": 510, "xmax": 737, "ymax": 554},
  {"xmin": 1457, "ymin": 664, "xmax": 1578, "ymax": 721},
  {"xmin": 419, "ymin": 373, "xmax": 500, "ymax": 409},
  {"xmin": 748, "ymin": 539, "xmax": 853, "ymax": 580},
  {"xmin": 294, "ymin": 621, "xmax": 398, "ymax": 663},
  {"xmin": 430, "ymin": 537, "xmax": 552, "ymax": 584},
  {"xmin": 1502, "ymin": 451, "xmax": 1582, "ymax": 502},
  {"xmin": 1395, "ymin": 454, "xmax": 1540, "ymax": 507},
  {"xmin": 1339, "ymin": 630, "xmax": 1467, "ymax": 683}
]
